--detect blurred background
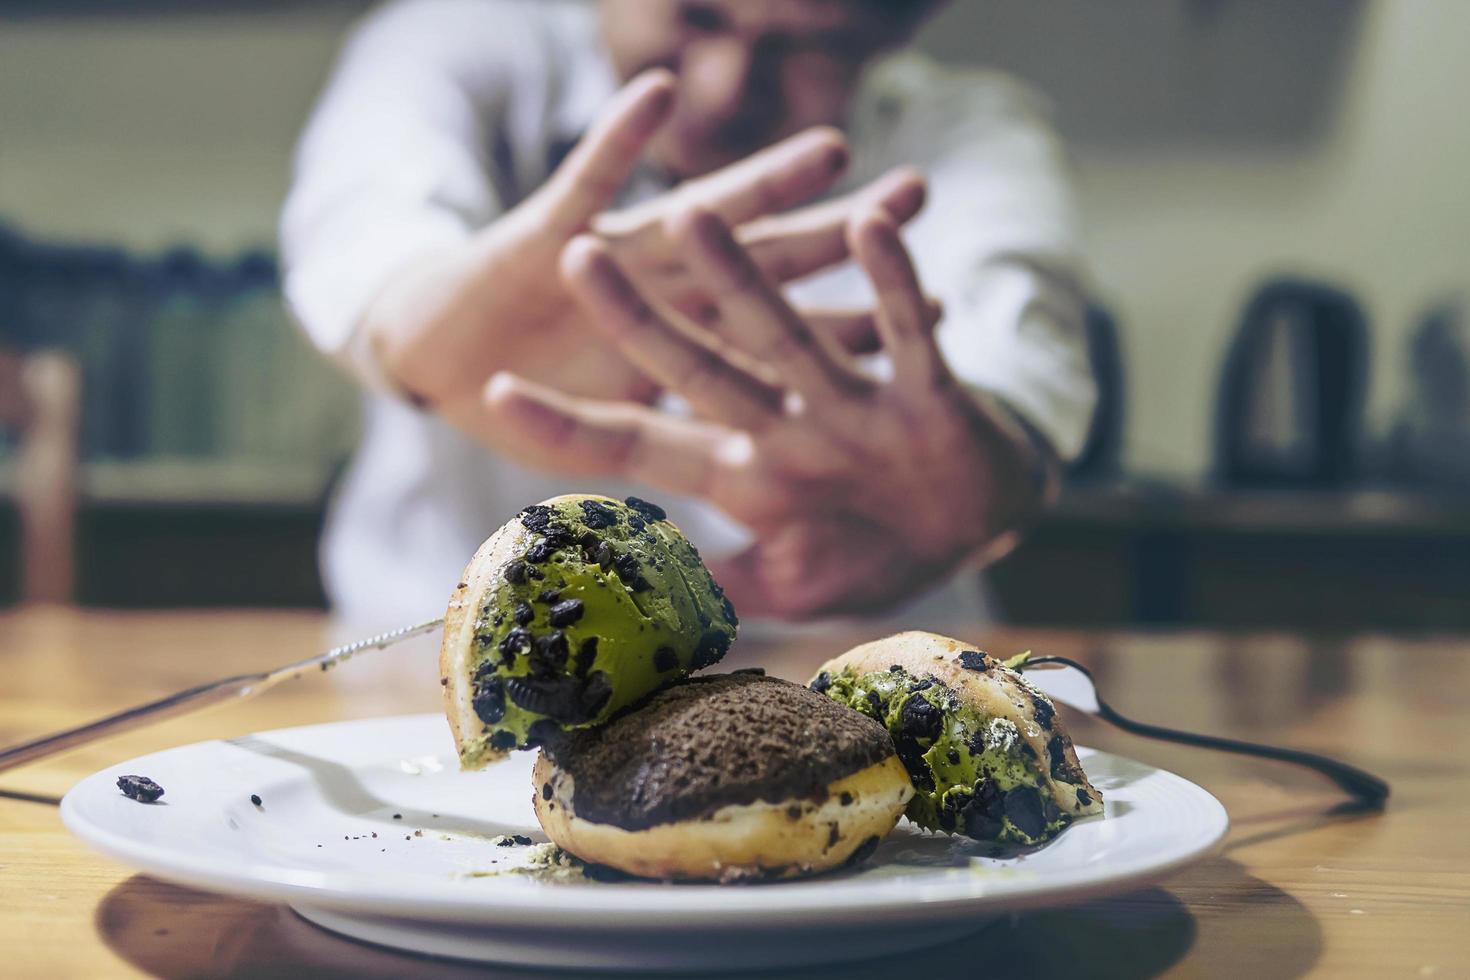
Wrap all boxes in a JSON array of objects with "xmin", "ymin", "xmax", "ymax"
[{"xmin": 2, "ymin": 0, "xmax": 1468, "ymax": 629}]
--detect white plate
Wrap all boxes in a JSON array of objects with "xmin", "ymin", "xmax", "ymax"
[{"xmin": 62, "ymin": 714, "xmax": 1227, "ymax": 972}]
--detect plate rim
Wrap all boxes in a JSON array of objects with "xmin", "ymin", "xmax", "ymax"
[{"xmin": 61, "ymin": 713, "xmax": 1229, "ymax": 927}]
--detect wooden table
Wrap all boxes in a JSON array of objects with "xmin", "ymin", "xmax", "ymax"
[{"xmin": 1, "ymin": 608, "xmax": 1466, "ymax": 978}]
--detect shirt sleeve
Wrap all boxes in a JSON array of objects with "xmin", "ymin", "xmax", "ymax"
[
  {"xmin": 856, "ymin": 59, "xmax": 1098, "ymax": 464},
  {"xmin": 278, "ymin": 0, "xmax": 540, "ymax": 393}
]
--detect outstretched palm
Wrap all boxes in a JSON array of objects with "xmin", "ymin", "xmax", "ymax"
[{"xmin": 475, "ymin": 204, "xmax": 1039, "ymax": 618}]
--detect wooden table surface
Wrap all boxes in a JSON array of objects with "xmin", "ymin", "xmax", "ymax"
[{"xmin": 1, "ymin": 607, "xmax": 1466, "ymax": 979}]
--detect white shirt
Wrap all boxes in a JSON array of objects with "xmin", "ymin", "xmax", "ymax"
[{"xmin": 281, "ymin": 0, "xmax": 1095, "ymax": 627}]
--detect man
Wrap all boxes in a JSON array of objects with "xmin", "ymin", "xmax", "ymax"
[{"xmin": 282, "ymin": 0, "xmax": 1095, "ymax": 625}]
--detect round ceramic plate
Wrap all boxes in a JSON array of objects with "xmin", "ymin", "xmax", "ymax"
[{"xmin": 62, "ymin": 714, "xmax": 1227, "ymax": 972}]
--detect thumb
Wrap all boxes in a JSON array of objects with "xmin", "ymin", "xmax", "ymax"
[{"xmin": 542, "ymin": 69, "xmax": 676, "ymax": 237}]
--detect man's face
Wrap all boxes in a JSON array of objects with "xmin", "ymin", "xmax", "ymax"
[{"xmin": 599, "ymin": 0, "xmax": 918, "ymax": 180}]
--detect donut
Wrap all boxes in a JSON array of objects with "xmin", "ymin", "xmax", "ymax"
[
  {"xmin": 810, "ymin": 631, "xmax": 1102, "ymax": 845},
  {"xmin": 532, "ymin": 672, "xmax": 913, "ymax": 882},
  {"xmin": 440, "ymin": 494, "xmax": 738, "ymax": 768}
]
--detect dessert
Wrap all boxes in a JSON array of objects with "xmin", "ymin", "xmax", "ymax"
[
  {"xmin": 440, "ymin": 494, "xmax": 738, "ymax": 767},
  {"xmin": 532, "ymin": 672, "xmax": 912, "ymax": 882},
  {"xmin": 810, "ymin": 631, "xmax": 1102, "ymax": 845}
]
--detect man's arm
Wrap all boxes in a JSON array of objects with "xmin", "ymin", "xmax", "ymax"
[{"xmin": 901, "ymin": 66, "xmax": 1098, "ymax": 466}]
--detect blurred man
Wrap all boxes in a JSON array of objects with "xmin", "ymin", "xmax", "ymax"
[{"xmin": 282, "ymin": 0, "xmax": 1096, "ymax": 624}]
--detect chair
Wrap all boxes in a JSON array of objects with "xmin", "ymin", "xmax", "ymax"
[{"xmin": 0, "ymin": 347, "xmax": 83, "ymax": 603}]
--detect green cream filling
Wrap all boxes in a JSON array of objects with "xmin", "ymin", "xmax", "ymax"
[
  {"xmin": 462, "ymin": 497, "xmax": 736, "ymax": 766},
  {"xmin": 817, "ymin": 667, "xmax": 1070, "ymax": 845}
]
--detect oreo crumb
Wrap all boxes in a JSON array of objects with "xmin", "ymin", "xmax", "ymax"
[
  {"xmin": 1077, "ymin": 789, "xmax": 1093, "ymax": 807},
  {"xmin": 957, "ymin": 650, "xmax": 988, "ymax": 672},
  {"xmin": 513, "ymin": 602, "xmax": 534, "ymax": 626},
  {"xmin": 498, "ymin": 627, "xmax": 532, "ymax": 662},
  {"xmin": 839, "ymin": 792, "xmax": 854, "ymax": 806},
  {"xmin": 504, "ymin": 561, "xmax": 529, "ymax": 584},
  {"xmin": 250, "ymin": 794, "xmax": 262, "ymax": 807},
  {"xmin": 536, "ymin": 589, "xmax": 562, "ymax": 604},
  {"xmin": 785, "ymin": 805, "xmax": 802, "ymax": 820},
  {"xmin": 473, "ymin": 674, "xmax": 507, "ymax": 724},
  {"xmin": 528, "ymin": 631, "xmax": 570, "ymax": 677},
  {"xmin": 809, "ymin": 671, "xmax": 832, "ymax": 694},
  {"xmin": 548, "ymin": 599, "xmax": 585, "ymax": 627},
  {"xmin": 117, "ymin": 775, "xmax": 165, "ymax": 804},
  {"xmin": 525, "ymin": 538, "xmax": 558, "ymax": 563},
  {"xmin": 518, "ymin": 505, "xmax": 555, "ymax": 532},
  {"xmin": 490, "ymin": 730, "xmax": 518, "ymax": 751},
  {"xmin": 1003, "ymin": 786, "xmax": 1047, "ymax": 840},
  {"xmin": 574, "ymin": 637, "xmax": 599, "ymax": 677},
  {"xmin": 652, "ymin": 646, "xmax": 678, "ymax": 673},
  {"xmin": 580, "ymin": 499, "xmax": 619, "ymax": 529},
  {"xmin": 623, "ymin": 496, "xmax": 666, "ymax": 522},
  {"xmin": 899, "ymin": 693, "xmax": 943, "ymax": 741},
  {"xmin": 541, "ymin": 782, "xmax": 553, "ymax": 800},
  {"xmin": 946, "ymin": 749, "xmax": 961, "ymax": 765},
  {"xmin": 494, "ymin": 834, "xmax": 535, "ymax": 847},
  {"xmin": 1029, "ymin": 692, "xmax": 1056, "ymax": 731},
  {"xmin": 393, "ymin": 813, "xmax": 402, "ymax": 820}
]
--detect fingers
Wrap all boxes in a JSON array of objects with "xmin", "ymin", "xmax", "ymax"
[
  {"xmin": 672, "ymin": 207, "xmax": 865, "ymax": 404},
  {"xmin": 807, "ymin": 299, "xmax": 942, "ymax": 355},
  {"xmin": 738, "ymin": 167, "xmax": 927, "ymax": 285},
  {"xmin": 544, "ymin": 70, "xmax": 676, "ymax": 236},
  {"xmin": 559, "ymin": 237, "xmax": 783, "ymax": 431},
  {"xmin": 482, "ymin": 372, "xmax": 737, "ymax": 497},
  {"xmin": 850, "ymin": 210, "xmax": 952, "ymax": 392},
  {"xmin": 598, "ymin": 127, "xmax": 849, "ymax": 244}
]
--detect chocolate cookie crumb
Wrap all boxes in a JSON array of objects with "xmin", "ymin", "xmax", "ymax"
[
  {"xmin": 580, "ymin": 499, "xmax": 619, "ymax": 529},
  {"xmin": 117, "ymin": 775, "xmax": 165, "ymax": 804},
  {"xmin": 250, "ymin": 794, "xmax": 262, "ymax": 807},
  {"xmin": 623, "ymin": 496, "xmax": 667, "ymax": 522},
  {"xmin": 548, "ymin": 599, "xmax": 585, "ymax": 627},
  {"xmin": 652, "ymin": 646, "xmax": 678, "ymax": 673},
  {"xmin": 957, "ymin": 650, "xmax": 989, "ymax": 672}
]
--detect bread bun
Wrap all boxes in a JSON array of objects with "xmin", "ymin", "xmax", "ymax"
[{"xmin": 532, "ymin": 672, "xmax": 912, "ymax": 881}]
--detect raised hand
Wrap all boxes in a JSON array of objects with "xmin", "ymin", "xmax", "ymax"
[
  {"xmin": 475, "ymin": 202, "xmax": 1042, "ymax": 619},
  {"xmin": 363, "ymin": 69, "xmax": 927, "ymax": 445}
]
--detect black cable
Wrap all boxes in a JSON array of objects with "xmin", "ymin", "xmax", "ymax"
[{"xmin": 1017, "ymin": 655, "xmax": 1390, "ymax": 807}]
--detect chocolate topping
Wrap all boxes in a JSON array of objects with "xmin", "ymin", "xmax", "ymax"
[{"xmin": 547, "ymin": 673, "xmax": 895, "ymax": 831}]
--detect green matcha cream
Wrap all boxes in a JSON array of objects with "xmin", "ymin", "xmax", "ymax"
[
  {"xmin": 463, "ymin": 496, "xmax": 737, "ymax": 765},
  {"xmin": 814, "ymin": 666, "xmax": 1070, "ymax": 845}
]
